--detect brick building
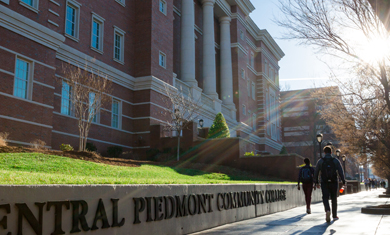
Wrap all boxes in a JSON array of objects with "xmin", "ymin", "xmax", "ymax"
[
  {"xmin": 0, "ymin": 0, "xmax": 284, "ymax": 155},
  {"xmin": 281, "ymin": 88, "xmax": 339, "ymax": 163}
]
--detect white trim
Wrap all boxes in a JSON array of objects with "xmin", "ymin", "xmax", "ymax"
[
  {"xmin": 49, "ymin": 0, "xmax": 60, "ymax": 6},
  {"xmin": 111, "ymin": 98, "xmax": 122, "ymax": 129},
  {"xmin": 48, "ymin": 9, "xmax": 59, "ymax": 17},
  {"xmin": 6, "ymin": 139, "xmax": 51, "ymax": 148},
  {"xmin": 0, "ymin": 68, "xmax": 14, "ymax": 76},
  {"xmin": 231, "ymin": 42, "xmax": 248, "ymax": 55},
  {"xmin": 52, "ymin": 130, "xmax": 150, "ymax": 149},
  {"xmin": 0, "ymin": 5, "xmax": 65, "ymax": 51},
  {"xmin": 194, "ymin": 24, "xmax": 203, "ymax": 35},
  {"xmin": 159, "ymin": 0, "xmax": 167, "ymax": 16},
  {"xmin": 173, "ymin": 5, "xmax": 181, "ymax": 16},
  {"xmin": 0, "ymin": 0, "xmax": 10, "ymax": 5},
  {"xmin": 0, "ymin": 45, "xmax": 56, "ymax": 70},
  {"xmin": 48, "ymin": 20, "xmax": 59, "ymax": 27},
  {"xmin": 33, "ymin": 80, "xmax": 55, "ymax": 89},
  {"xmin": 0, "ymin": 114, "xmax": 53, "ymax": 129},
  {"xmin": 13, "ymin": 56, "xmax": 34, "ymax": 100},
  {"xmin": 0, "ymin": 91, "xmax": 54, "ymax": 109},
  {"xmin": 65, "ymin": 0, "xmax": 81, "ymax": 41}
]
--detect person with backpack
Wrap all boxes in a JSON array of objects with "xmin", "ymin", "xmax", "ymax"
[
  {"xmin": 298, "ymin": 158, "xmax": 315, "ymax": 214},
  {"xmin": 314, "ymin": 146, "xmax": 345, "ymax": 223}
]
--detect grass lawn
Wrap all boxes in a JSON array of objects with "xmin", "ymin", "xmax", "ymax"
[{"xmin": 0, "ymin": 153, "xmax": 292, "ymax": 185}]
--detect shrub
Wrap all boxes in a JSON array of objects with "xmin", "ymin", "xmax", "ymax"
[
  {"xmin": 244, "ymin": 151, "xmax": 255, "ymax": 157},
  {"xmin": 107, "ymin": 146, "xmax": 123, "ymax": 158},
  {"xmin": 0, "ymin": 132, "xmax": 9, "ymax": 147},
  {"xmin": 146, "ymin": 148, "xmax": 160, "ymax": 160},
  {"xmin": 60, "ymin": 144, "xmax": 74, "ymax": 151},
  {"xmin": 162, "ymin": 147, "xmax": 172, "ymax": 153},
  {"xmin": 86, "ymin": 142, "xmax": 97, "ymax": 152},
  {"xmin": 30, "ymin": 139, "xmax": 46, "ymax": 149},
  {"xmin": 280, "ymin": 146, "xmax": 288, "ymax": 154},
  {"xmin": 207, "ymin": 112, "xmax": 230, "ymax": 139},
  {"xmin": 173, "ymin": 147, "xmax": 184, "ymax": 156}
]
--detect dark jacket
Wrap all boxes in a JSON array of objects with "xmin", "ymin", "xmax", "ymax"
[
  {"xmin": 314, "ymin": 153, "xmax": 346, "ymax": 184},
  {"xmin": 298, "ymin": 164, "xmax": 315, "ymax": 185}
]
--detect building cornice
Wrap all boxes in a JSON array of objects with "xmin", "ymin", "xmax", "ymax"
[{"xmin": 0, "ymin": 4, "xmax": 65, "ymax": 51}]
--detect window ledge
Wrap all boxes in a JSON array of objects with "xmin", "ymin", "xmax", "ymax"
[
  {"xmin": 90, "ymin": 47, "xmax": 103, "ymax": 55},
  {"xmin": 115, "ymin": 0, "xmax": 125, "ymax": 7},
  {"xmin": 113, "ymin": 58, "xmax": 124, "ymax": 65},
  {"xmin": 65, "ymin": 33, "xmax": 80, "ymax": 42},
  {"xmin": 19, "ymin": 1, "xmax": 39, "ymax": 13}
]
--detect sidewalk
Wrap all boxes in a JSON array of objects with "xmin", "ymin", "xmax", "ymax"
[{"xmin": 192, "ymin": 189, "xmax": 389, "ymax": 235}]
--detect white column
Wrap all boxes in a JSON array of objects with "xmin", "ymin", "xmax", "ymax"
[
  {"xmin": 202, "ymin": 0, "xmax": 218, "ymax": 99},
  {"xmin": 219, "ymin": 16, "xmax": 234, "ymax": 107},
  {"xmin": 181, "ymin": 0, "xmax": 197, "ymax": 87}
]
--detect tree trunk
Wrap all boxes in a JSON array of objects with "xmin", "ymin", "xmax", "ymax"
[
  {"xmin": 177, "ymin": 135, "xmax": 181, "ymax": 162},
  {"xmin": 386, "ymin": 177, "xmax": 390, "ymax": 195}
]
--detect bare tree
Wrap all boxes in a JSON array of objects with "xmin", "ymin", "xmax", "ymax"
[
  {"xmin": 160, "ymin": 84, "xmax": 202, "ymax": 161},
  {"xmin": 61, "ymin": 63, "xmax": 112, "ymax": 151},
  {"xmin": 276, "ymin": 0, "xmax": 390, "ymax": 192}
]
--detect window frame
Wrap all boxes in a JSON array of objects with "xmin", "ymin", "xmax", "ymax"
[
  {"xmin": 13, "ymin": 57, "xmax": 33, "ymax": 100},
  {"xmin": 241, "ymin": 69, "xmax": 245, "ymax": 79},
  {"xmin": 252, "ymin": 113, "xmax": 256, "ymax": 131},
  {"xmin": 251, "ymin": 52, "xmax": 255, "ymax": 68},
  {"xmin": 111, "ymin": 98, "xmax": 122, "ymax": 129},
  {"xmin": 61, "ymin": 81, "xmax": 73, "ymax": 116},
  {"xmin": 91, "ymin": 12, "xmax": 105, "ymax": 54},
  {"xmin": 251, "ymin": 82, "xmax": 255, "ymax": 100},
  {"xmin": 113, "ymin": 26, "xmax": 125, "ymax": 64},
  {"xmin": 89, "ymin": 92, "xmax": 100, "ymax": 123},
  {"xmin": 159, "ymin": 0, "xmax": 167, "ymax": 15},
  {"xmin": 159, "ymin": 51, "xmax": 166, "ymax": 68},
  {"xmin": 19, "ymin": 0, "xmax": 39, "ymax": 13},
  {"xmin": 65, "ymin": 0, "xmax": 81, "ymax": 42},
  {"xmin": 247, "ymin": 79, "xmax": 250, "ymax": 96},
  {"xmin": 242, "ymin": 104, "xmax": 246, "ymax": 116},
  {"xmin": 240, "ymin": 30, "xmax": 244, "ymax": 40}
]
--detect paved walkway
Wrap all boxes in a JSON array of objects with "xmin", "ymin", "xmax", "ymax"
[{"xmin": 192, "ymin": 189, "xmax": 389, "ymax": 235}]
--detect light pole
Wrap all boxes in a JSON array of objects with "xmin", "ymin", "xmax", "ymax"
[
  {"xmin": 336, "ymin": 149, "xmax": 341, "ymax": 160},
  {"xmin": 342, "ymin": 155, "xmax": 346, "ymax": 176},
  {"xmin": 174, "ymin": 108, "xmax": 181, "ymax": 161},
  {"xmin": 316, "ymin": 133, "xmax": 323, "ymax": 161}
]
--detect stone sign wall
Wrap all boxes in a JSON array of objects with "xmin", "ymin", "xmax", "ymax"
[{"xmin": 0, "ymin": 184, "xmax": 322, "ymax": 235}]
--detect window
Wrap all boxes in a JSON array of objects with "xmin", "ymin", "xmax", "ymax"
[
  {"xmin": 65, "ymin": 0, "xmax": 81, "ymax": 40},
  {"xmin": 14, "ymin": 58, "xmax": 31, "ymax": 99},
  {"xmin": 253, "ymin": 114, "xmax": 256, "ymax": 131},
  {"xmin": 89, "ymin": 92, "xmax": 98, "ymax": 123},
  {"xmin": 247, "ymin": 80, "xmax": 250, "ymax": 96},
  {"xmin": 264, "ymin": 61, "xmax": 268, "ymax": 76},
  {"xmin": 91, "ymin": 13, "xmax": 105, "ymax": 53},
  {"xmin": 240, "ymin": 30, "xmax": 244, "ymax": 40},
  {"xmin": 61, "ymin": 81, "xmax": 72, "ymax": 115},
  {"xmin": 113, "ymin": 26, "xmax": 125, "ymax": 63},
  {"xmin": 252, "ymin": 82, "xmax": 255, "ymax": 100},
  {"xmin": 112, "ymin": 99, "xmax": 121, "ymax": 128},
  {"xmin": 242, "ymin": 105, "xmax": 246, "ymax": 115},
  {"xmin": 159, "ymin": 0, "xmax": 167, "ymax": 15},
  {"xmin": 241, "ymin": 69, "xmax": 245, "ymax": 79},
  {"xmin": 251, "ymin": 52, "xmax": 255, "ymax": 68},
  {"xmin": 20, "ymin": 0, "xmax": 39, "ymax": 12},
  {"xmin": 159, "ymin": 51, "xmax": 166, "ymax": 68}
]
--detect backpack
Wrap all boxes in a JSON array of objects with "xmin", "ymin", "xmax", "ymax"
[
  {"xmin": 301, "ymin": 166, "xmax": 313, "ymax": 183},
  {"xmin": 321, "ymin": 157, "xmax": 337, "ymax": 183}
]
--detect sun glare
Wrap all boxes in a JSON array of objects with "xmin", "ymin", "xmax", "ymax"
[{"xmin": 359, "ymin": 36, "xmax": 390, "ymax": 64}]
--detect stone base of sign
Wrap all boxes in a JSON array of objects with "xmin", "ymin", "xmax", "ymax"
[{"xmin": 0, "ymin": 184, "xmax": 322, "ymax": 235}]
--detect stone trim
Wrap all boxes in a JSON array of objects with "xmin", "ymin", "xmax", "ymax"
[
  {"xmin": 0, "ymin": 114, "xmax": 53, "ymax": 129},
  {"xmin": 0, "ymin": 91, "xmax": 54, "ymax": 109},
  {"xmin": 0, "ymin": 5, "xmax": 65, "ymax": 51}
]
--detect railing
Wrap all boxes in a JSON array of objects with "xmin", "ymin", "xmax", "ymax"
[
  {"xmin": 201, "ymin": 94, "xmax": 214, "ymax": 109},
  {"xmin": 222, "ymin": 105, "xmax": 232, "ymax": 119},
  {"xmin": 174, "ymin": 79, "xmax": 190, "ymax": 96}
]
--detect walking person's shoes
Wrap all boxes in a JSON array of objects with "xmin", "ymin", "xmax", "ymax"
[
  {"xmin": 306, "ymin": 208, "xmax": 311, "ymax": 214},
  {"xmin": 333, "ymin": 216, "xmax": 339, "ymax": 221},
  {"xmin": 326, "ymin": 211, "xmax": 331, "ymax": 223}
]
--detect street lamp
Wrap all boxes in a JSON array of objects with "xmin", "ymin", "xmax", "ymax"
[
  {"xmin": 199, "ymin": 119, "xmax": 204, "ymax": 128},
  {"xmin": 316, "ymin": 133, "xmax": 323, "ymax": 160},
  {"xmin": 342, "ymin": 155, "xmax": 346, "ymax": 175},
  {"xmin": 336, "ymin": 149, "xmax": 341, "ymax": 160}
]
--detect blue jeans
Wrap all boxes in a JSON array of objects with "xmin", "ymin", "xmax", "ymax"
[{"xmin": 321, "ymin": 182, "xmax": 339, "ymax": 217}]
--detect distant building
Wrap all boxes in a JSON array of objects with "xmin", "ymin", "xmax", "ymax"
[
  {"xmin": 281, "ymin": 88, "xmax": 339, "ymax": 163},
  {"xmin": 0, "ymin": 0, "xmax": 284, "ymax": 154}
]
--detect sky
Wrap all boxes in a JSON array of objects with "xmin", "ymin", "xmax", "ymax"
[{"xmin": 250, "ymin": 0, "xmax": 331, "ymax": 91}]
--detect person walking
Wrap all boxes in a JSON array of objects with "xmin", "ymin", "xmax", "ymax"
[
  {"xmin": 298, "ymin": 158, "xmax": 315, "ymax": 214},
  {"xmin": 314, "ymin": 146, "xmax": 346, "ymax": 223},
  {"xmin": 364, "ymin": 178, "xmax": 369, "ymax": 191}
]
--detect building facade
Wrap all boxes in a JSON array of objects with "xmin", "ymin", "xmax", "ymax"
[
  {"xmin": 0, "ymin": 0, "xmax": 284, "ymax": 155},
  {"xmin": 281, "ymin": 88, "xmax": 339, "ymax": 163}
]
